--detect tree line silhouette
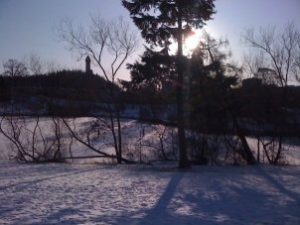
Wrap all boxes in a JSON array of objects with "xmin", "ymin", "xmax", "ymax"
[{"xmin": 0, "ymin": 70, "xmax": 121, "ymax": 102}]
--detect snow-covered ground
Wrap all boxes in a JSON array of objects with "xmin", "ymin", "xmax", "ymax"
[
  {"xmin": 0, "ymin": 118, "xmax": 300, "ymax": 224},
  {"xmin": 0, "ymin": 162, "xmax": 299, "ymax": 225},
  {"xmin": 1, "ymin": 117, "xmax": 300, "ymax": 165},
  {"xmin": 0, "ymin": 118, "xmax": 178, "ymax": 163}
]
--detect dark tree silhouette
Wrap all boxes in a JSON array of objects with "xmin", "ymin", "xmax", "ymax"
[
  {"xmin": 127, "ymin": 47, "xmax": 176, "ymax": 92},
  {"xmin": 190, "ymin": 32, "xmax": 257, "ymax": 164},
  {"xmin": 123, "ymin": 0, "xmax": 216, "ymax": 168},
  {"xmin": 3, "ymin": 59, "xmax": 28, "ymax": 77}
]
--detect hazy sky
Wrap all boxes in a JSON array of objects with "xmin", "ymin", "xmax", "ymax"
[{"xmin": 0, "ymin": 0, "xmax": 299, "ymax": 80}]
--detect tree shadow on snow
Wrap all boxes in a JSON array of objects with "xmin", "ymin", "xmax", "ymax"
[
  {"xmin": 160, "ymin": 167, "xmax": 300, "ymax": 225},
  {"xmin": 254, "ymin": 166, "xmax": 300, "ymax": 202},
  {"xmin": 2, "ymin": 165, "xmax": 299, "ymax": 225},
  {"xmin": 124, "ymin": 168, "xmax": 299, "ymax": 225},
  {"xmin": 135, "ymin": 172, "xmax": 184, "ymax": 225},
  {"xmin": 85, "ymin": 167, "xmax": 300, "ymax": 225},
  {"xmin": 88, "ymin": 172, "xmax": 185, "ymax": 225}
]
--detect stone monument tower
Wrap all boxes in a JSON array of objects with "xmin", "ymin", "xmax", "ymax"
[{"xmin": 85, "ymin": 56, "xmax": 92, "ymax": 74}]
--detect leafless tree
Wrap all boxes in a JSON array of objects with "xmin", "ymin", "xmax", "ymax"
[
  {"xmin": 58, "ymin": 15, "xmax": 139, "ymax": 82},
  {"xmin": 62, "ymin": 118, "xmax": 134, "ymax": 163},
  {"xmin": 293, "ymin": 33, "xmax": 300, "ymax": 82},
  {"xmin": 243, "ymin": 22, "xmax": 300, "ymax": 165},
  {"xmin": 2, "ymin": 59, "xmax": 28, "ymax": 77},
  {"xmin": 149, "ymin": 125, "xmax": 169, "ymax": 161},
  {"xmin": 0, "ymin": 115, "xmax": 68, "ymax": 162},
  {"xmin": 58, "ymin": 14, "xmax": 139, "ymax": 163},
  {"xmin": 244, "ymin": 22, "xmax": 300, "ymax": 86},
  {"xmin": 26, "ymin": 54, "xmax": 44, "ymax": 75}
]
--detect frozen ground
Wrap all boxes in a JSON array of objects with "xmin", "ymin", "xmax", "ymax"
[{"xmin": 0, "ymin": 162, "xmax": 299, "ymax": 225}]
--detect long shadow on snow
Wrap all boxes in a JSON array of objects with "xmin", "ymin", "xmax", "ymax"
[
  {"xmin": 165, "ymin": 167, "xmax": 300, "ymax": 225},
  {"xmin": 124, "ymin": 167, "xmax": 299, "ymax": 225},
  {"xmin": 136, "ymin": 172, "xmax": 184, "ymax": 224},
  {"xmin": 2, "ymin": 165, "xmax": 299, "ymax": 225},
  {"xmin": 9, "ymin": 169, "xmax": 184, "ymax": 225},
  {"xmin": 32, "ymin": 166, "xmax": 300, "ymax": 225},
  {"xmin": 254, "ymin": 166, "xmax": 300, "ymax": 202},
  {"xmin": 87, "ymin": 172, "xmax": 184, "ymax": 225},
  {"xmin": 182, "ymin": 181, "xmax": 298, "ymax": 224}
]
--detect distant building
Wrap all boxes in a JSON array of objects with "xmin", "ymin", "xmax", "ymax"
[
  {"xmin": 254, "ymin": 68, "xmax": 279, "ymax": 85},
  {"xmin": 85, "ymin": 56, "xmax": 93, "ymax": 75}
]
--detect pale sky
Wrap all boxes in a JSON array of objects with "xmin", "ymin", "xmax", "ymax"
[{"xmin": 0, "ymin": 0, "xmax": 299, "ymax": 80}]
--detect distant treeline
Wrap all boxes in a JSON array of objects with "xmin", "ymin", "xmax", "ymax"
[
  {"xmin": 0, "ymin": 70, "xmax": 121, "ymax": 102},
  {"xmin": 1, "ymin": 70, "xmax": 300, "ymax": 130},
  {"xmin": 1, "ymin": 70, "xmax": 300, "ymax": 109},
  {"xmin": 233, "ymin": 83, "xmax": 300, "ymax": 115}
]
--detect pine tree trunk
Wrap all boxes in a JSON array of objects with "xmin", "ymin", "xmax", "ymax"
[{"xmin": 177, "ymin": 5, "xmax": 189, "ymax": 168}]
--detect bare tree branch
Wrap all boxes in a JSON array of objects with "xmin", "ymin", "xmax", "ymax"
[
  {"xmin": 243, "ymin": 22, "xmax": 300, "ymax": 86},
  {"xmin": 57, "ymin": 14, "xmax": 140, "ymax": 163}
]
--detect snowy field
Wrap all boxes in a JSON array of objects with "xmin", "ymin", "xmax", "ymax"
[
  {"xmin": 0, "ymin": 118, "xmax": 300, "ymax": 224},
  {"xmin": 1, "ymin": 117, "xmax": 300, "ymax": 165},
  {"xmin": 0, "ymin": 162, "xmax": 299, "ymax": 225}
]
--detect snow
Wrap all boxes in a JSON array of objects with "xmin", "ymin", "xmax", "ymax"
[
  {"xmin": 0, "ymin": 118, "xmax": 178, "ymax": 163},
  {"xmin": 1, "ymin": 118, "xmax": 300, "ymax": 166},
  {"xmin": 0, "ymin": 117, "xmax": 300, "ymax": 224},
  {"xmin": 0, "ymin": 162, "xmax": 299, "ymax": 225},
  {"xmin": 247, "ymin": 137, "xmax": 300, "ymax": 166}
]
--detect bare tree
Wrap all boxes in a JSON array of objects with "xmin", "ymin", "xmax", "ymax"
[
  {"xmin": 27, "ymin": 54, "xmax": 44, "ymax": 75},
  {"xmin": 58, "ymin": 15, "xmax": 139, "ymax": 163},
  {"xmin": 293, "ymin": 32, "xmax": 300, "ymax": 82},
  {"xmin": 62, "ymin": 118, "xmax": 134, "ymax": 163},
  {"xmin": 243, "ymin": 22, "xmax": 300, "ymax": 165},
  {"xmin": 244, "ymin": 22, "xmax": 300, "ymax": 86},
  {"xmin": 2, "ymin": 59, "xmax": 28, "ymax": 77},
  {"xmin": 0, "ymin": 115, "xmax": 68, "ymax": 162},
  {"xmin": 141, "ymin": 125, "xmax": 170, "ymax": 161},
  {"xmin": 0, "ymin": 55, "xmax": 74, "ymax": 163}
]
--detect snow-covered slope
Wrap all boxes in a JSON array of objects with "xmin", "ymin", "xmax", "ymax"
[
  {"xmin": 0, "ymin": 162, "xmax": 299, "ymax": 225},
  {"xmin": 1, "ymin": 118, "xmax": 300, "ymax": 165}
]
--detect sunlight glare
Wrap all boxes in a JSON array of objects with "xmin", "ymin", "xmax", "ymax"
[
  {"xmin": 184, "ymin": 30, "xmax": 202, "ymax": 54},
  {"xmin": 169, "ymin": 29, "xmax": 203, "ymax": 56}
]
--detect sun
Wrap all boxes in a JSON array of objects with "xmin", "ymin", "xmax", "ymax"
[
  {"xmin": 168, "ymin": 29, "xmax": 203, "ymax": 56},
  {"xmin": 183, "ymin": 29, "xmax": 202, "ymax": 55}
]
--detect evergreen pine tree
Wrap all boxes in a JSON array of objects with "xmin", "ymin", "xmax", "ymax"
[{"xmin": 123, "ymin": 0, "xmax": 216, "ymax": 168}]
